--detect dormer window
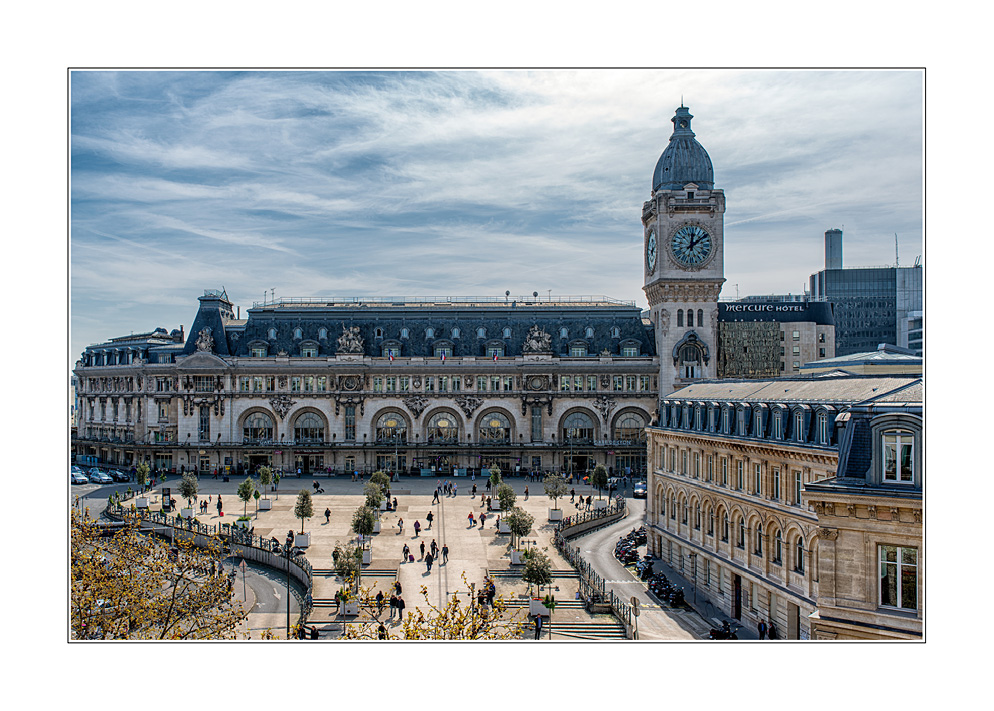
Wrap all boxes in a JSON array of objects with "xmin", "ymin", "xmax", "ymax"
[
  {"xmin": 585, "ymin": 327, "xmax": 594, "ymax": 338},
  {"xmin": 502, "ymin": 327, "xmax": 511, "ymax": 339},
  {"xmin": 401, "ymin": 328, "xmax": 409, "ymax": 339},
  {"xmin": 883, "ymin": 430, "xmax": 915, "ymax": 483},
  {"xmin": 268, "ymin": 328, "xmax": 277, "ymax": 340},
  {"xmin": 293, "ymin": 328, "xmax": 302, "ymax": 339},
  {"xmin": 318, "ymin": 328, "xmax": 328, "ymax": 340},
  {"xmin": 611, "ymin": 327, "xmax": 620, "ymax": 338},
  {"xmin": 301, "ymin": 345, "xmax": 318, "ymax": 358},
  {"xmin": 425, "ymin": 328, "xmax": 435, "ymax": 339},
  {"xmin": 559, "ymin": 327, "xmax": 568, "ymax": 339},
  {"xmin": 452, "ymin": 327, "xmax": 461, "ymax": 339},
  {"xmin": 477, "ymin": 327, "xmax": 486, "ymax": 339}
]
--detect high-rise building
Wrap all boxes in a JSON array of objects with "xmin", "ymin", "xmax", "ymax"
[{"xmin": 809, "ymin": 230, "xmax": 922, "ymax": 356}]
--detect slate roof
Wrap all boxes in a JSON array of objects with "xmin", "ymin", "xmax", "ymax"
[
  {"xmin": 662, "ymin": 374, "xmax": 922, "ymax": 406},
  {"xmin": 652, "ymin": 106, "xmax": 714, "ymax": 191}
]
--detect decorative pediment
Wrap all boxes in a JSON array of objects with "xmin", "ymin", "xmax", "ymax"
[
  {"xmin": 522, "ymin": 325, "xmax": 552, "ymax": 353},
  {"xmin": 176, "ymin": 350, "xmax": 230, "ymax": 370}
]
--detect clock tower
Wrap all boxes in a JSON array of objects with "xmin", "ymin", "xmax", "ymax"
[{"xmin": 642, "ymin": 105, "xmax": 725, "ymax": 394}]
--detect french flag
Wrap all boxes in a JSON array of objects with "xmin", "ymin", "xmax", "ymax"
[
  {"xmin": 389, "ymin": 353, "xmax": 394, "ymax": 363},
  {"xmin": 493, "ymin": 353, "xmax": 498, "ymax": 362},
  {"xmin": 440, "ymin": 352, "xmax": 446, "ymax": 363}
]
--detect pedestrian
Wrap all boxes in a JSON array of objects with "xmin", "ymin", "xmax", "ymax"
[
  {"xmin": 397, "ymin": 596, "xmax": 406, "ymax": 620},
  {"xmin": 441, "ymin": 543, "xmax": 449, "ymax": 563},
  {"xmin": 394, "ymin": 580, "xmax": 402, "ymax": 596},
  {"xmin": 472, "ymin": 484, "xmax": 477, "ymax": 499},
  {"xmin": 414, "ymin": 520, "xmax": 421, "ymax": 536},
  {"xmin": 393, "ymin": 496, "xmax": 398, "ymax": 509},
  {"xmin": 480, "ymin": 512, "xmax": 486, "ymax": 528},
  {"xmin": 377, "ymin": 623, "xmax": 388, "ymax": 639},
  {"xmin": 376, "ymin": 590, "xmax": 385, "ymax": 616},
  {"xmin": 420, "ymin": 541, "xmax": 426, "ymax": 559},
  {"xmin": 757, "ymin": 620, "xmax": 767, "ymax": 639},
  {"xmin": 453, "ymin": 483, "xmax": 457, "ymax": 496},
  {"xmin": 430, "ymin": 539, "xmax": 438, "ymax": 559},
  {"xmin": 425, "ymin": 552, "xmax": 433, "ymax": 573},
  {"xmin": 486, "ymin": 479, "xmax": 491, "ymax": 492},
  {"xmin": 426, "ymin": 511, "xmax": 434, "ymax": 529},
  {"xmin": 398, "ymin": 517, "xmax": 404, "ymax": 534},
  {"xmin": 402, "ymin": 543, "xmax": 410, "ymax": 562},
  {"xmin": 524, "ymin": 486, "xmax": 529, "ymax": 500},
  {"xmin": 433, "ymin": 489, "xmax": 439, "ymax": 504},
  {"xmin": 217, "ymin": 495, "xmax": 223, "ymax": 517},
  {"xmin": 486, "ymin": 497, "xmax": 492, "ymax": 512},
  {"xmin": 586, "ymin": 495, "xmax": 592, "ymax": 509},
  {"xmin": 768, "ymin": 621, "xmax": 778, "ymax": 640},
  {"xmin": 534, "ymin": 614, "xmax": 543, "ymax": 639},
  {"xmin": 389, "ymin": 594, "xmax": 397, "ymax": 619},
  {"xmin": 468, "ymin": 511, "xmax": 475, "ymax": 527},
  {"xmin": 487, "ymin": 580, "xmax": 495, "ymax": 606},
  {"xmin": 324, "ymin": 507, "xmax": 331, "ymax": 524}
]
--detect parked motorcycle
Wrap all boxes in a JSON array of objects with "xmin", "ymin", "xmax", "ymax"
[{"xmin": 709, "ymin": 621, "xmax": 740, "ymax": 640}]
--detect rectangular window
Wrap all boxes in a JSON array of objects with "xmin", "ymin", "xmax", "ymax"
[
  {"xmin": 707, "ymin": 454, "xmax": 713, "ymax": 481},
  {"xmin": 251, "ymin": 347, "xmax": 266, "ymax": 358},
  {"xmin": 883, "ymin": 431, "xmax": 915, "ymax": 483},
  {"xmin": 879, "ymin": 545, "xmax": 918, "ymax": 610},
  {"xmin": 613, "ymin": 376, "xmax": 623, "ymax": 392},
  {"xmin": 773, "ymin": 468, "xmax": 781, "ymax": 500},
  {"xmin": 625, "ymin": 375, "xmax": 637, "ymax": 391},
  {"xmin": 317, "ymin": 376, "xmax": 327, "ymax": 392},
  {"xmin": 792, "ymin": 330, "xmax": 800, "ymax": 341},
  {"xmin": 736, "ymin": 460, "xmax": 743, "ymax": 490},
  {"xmin": 199, "ymin": 405, "xmax": 210, "ymax": 442},
  {"xmin": 487, "ymin": 345, "xmax": 504, "ymax": 358},
  {"xmin": 400, "ymin": 376, "xmax": 410, "ymax": 392},
  {"xmin": 194, "ymin": 376, "xmax": 214, "ymax": 392},
  {"xmin": 158, "ymin": 401, "xmax": 168, "ymax": 420},
  {"xmin": 560, "ymin": 376, "xmax": 570, "ymax": 391},
  {"xmin": 570, "ymin": 345, "xmax": 587, "ymax": 357},
  {"xmin": 251, "ymin": 377, "xmax": 263, "ymax": 393},
  {"xmin": 681, "ymin": 451, "xmax": 688, "ymax": 476},
  {"xmin": 754, "ymin": 465, "xmax": 762, "ymax": 496},
  {"xmin": 304, "ymin": 376, "xmax": 314, "ymax": 392},
  {"xmin": 587, "ymin": 376, "xmax": 597, "ymax": 391},
  {"xmin": 438, "ymin": 376, "xmax": 448, "ymax": 393},
  {"xmin": 425, "ymin": 377, "xmax": 435, "ymax": 392},
  {"xmin": 504, "ymin": 377, "xmax": 514, "ymax": 391},
  {"xmin": 452, "ymin": 377, "xmax": 461, "ymax": 392},
  {"xmin": 668, "ymin": 448, "xmax": 675, "ymax": 472},
  {"xmin": 477, "ymin": 376, "xmax": 487, "ymax": 392},
  {"xmin": 720, "ymin": 458, "xmax": 728, "ymax": 486},
  {"xmin": 574, "ymin": 375, "xmax": 583, "ymax": 391},
  {"xmin": 640, "ymin": 375, "xmax": 651, "ymax": 392},
  {"xmin": 291, "ymin": 377, "xmax": 301, "ymax": 392},
  {"xmin": 622, "ymin": 346, "xmax": 638, "ymax": 357},
  {"xmin": 793, "ymin": 471, "xmax": 802, "ymax": 505},
  {"xmin": 301, "ymin": 346, "xmax": 318, "ymax": 357},
  {"xmin": 491, "ymin": 376, "xmax": 500, "ymax": 392},
  {"xmin": 113, "ymin": 400, "xmax": 119, "ymax": 419},
  {"xmin": 373, "ymin": 377, "xmax": 383, "ymax": 393},
  {"xmin": 819, "ymin": 348, "xmax": 826, "ymax": 358},
  {"xmin": 345, "ymin": 406, "xmax": 356, "ymax": 441},
  {"xmin": 793, "ymin": 361, "xmax": 800, "ymax": 370},
  {"xmin": 434, "ymin": 347, "xmax": 452, "ymax": 359},
  {"xmin": 693, "ymin": 453, "xmax": 699, "ymax": 478},
  {"xmin": 531, "ymin": 406, "xmax": 543, "ymax": 442}
]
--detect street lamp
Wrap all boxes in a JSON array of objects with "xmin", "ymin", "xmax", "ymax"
[{"xmin": 687, "ymin": 552, "xmax": 697, "ymax": 606}]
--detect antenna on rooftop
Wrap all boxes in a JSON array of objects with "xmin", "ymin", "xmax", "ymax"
[{"xmin": 895, "ymin": 233, "xmax": 899, "ymax": 267}]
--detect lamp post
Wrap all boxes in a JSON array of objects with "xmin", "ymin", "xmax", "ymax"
[{"xmin": 688, "ymin": 552, "xmax": 697, "ymax": 606}]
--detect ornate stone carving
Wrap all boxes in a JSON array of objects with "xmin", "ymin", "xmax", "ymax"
[
  {"xmin": 526, "ymin": 375, "xmax": 550, "ymax": 391},
  {"xmin": 269, "ymin": 395, "xmax": 296, "ymax": 419},
  {"xmin": 846, "ymin": 504, "xmax": 856, "ymax": 518},
  {"xmin": 403, "ymin": 396, "xmax": 430, "ymax": 418},
  {"xmin": 890, "ymin": 507, "xmax": 900, "ymax": 521},
  {"xmin": 913, "ymin": 509, "xmax": 921, "ymax": 523},
  {"xmin": 594, "ymin": 395, "xmax": 617, "ymax": 420},
  {"xmin": 413, "ymin": 376, "xmax": 422, "ymax": 389},
  {"xmin": 340, "ymin": 375, "xmax": 361, "ymax": 391},
  {"xmin": 455, "ymin": 396, "xmax": 483, "ymax": 417},
  {"xmin": 334, "ymin": 395, "xmax": 365, "ymax": 417},
  {"xmin": 337, "ymin": 325, "xmax": 365, "ymax": 354},
  {"xmin": 659, "ymin": 309, "xmax": 670, "ymax": 337},
  {"xmin": 600, "ymin": 375, "xmax": 610, "ymax": 388},
  {"xmin": 279, "ymin": 375, "xmax": 288, "ymax": 389},
  {"xmin": 522, "ymin": 325, "xmax": 552, "ymax": 353},
  {"xmin": 867, "ymin": 505, "xmax": 877, "ymax": 519},
  {"xmin": 277, "ymin": 350, "xmax": 289, "ymax": 357},
  {"xmin": 195, "ymin": 327, "xmax": 215, "ymax": 353},
  {"xmin": 710, "ymin": 308, "xmax": 718, "ymax": 335},
  {"xmin": 816, "ymin": 528, "xmax": 838, "ymax": 540}
]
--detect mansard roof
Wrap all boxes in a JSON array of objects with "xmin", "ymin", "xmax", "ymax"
[{"xmin": 663, "ymin": 374, "xmax": 922, "ymax": 406}]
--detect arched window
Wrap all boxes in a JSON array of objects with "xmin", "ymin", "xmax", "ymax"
[
  {"xmin": 708, "ymin": 510, "xmax": 714, "ymax": 536},
  {"xmin": 477, "ymin": 327, "xmax": 487, "ymax": 339},
  {"xmin": 425, "ymin": 328, "xmax": 435, "ymax": 339},
  {"xmin": 452, "ymin": 327, "xmax": 461, "ymax": 339},
  {"xmin": 479, "ymin": 412, "xmax": 511, "ymax": 445},
  {"xmin": 294, "ymin": 412, "xmax": 324, "ymax": 443},
  {"xmin": 755, "ymin": 525, "xmax": 763, "ymax": 556},
  {"xmin": 400, "ymin": 328, "xmax": 409, "ymax": 339},
  {"xmin": 559, "ymin": 327, "xmax": 569, "ymax": 339},
  {"xmin": 562, "ymin": 411, "xmax": 594, "ymax": 444},
  {"xmin": 687, "ymin": 309, "xmax": 694, "ymax": 327},
  {"xmin": 427, "ymin": 412, "xmax": 459, "ymax": 444},
  {"xmin": 698, "ymin": 309, "xmax": 704, "ymax": 327},
  {"xmin": 243, "ymin": 412, "xmax": 274, "ymax": 443},
  {"xmin": 773, "ymin": 529, "xmax": 783, "ymax": 564},
  {"xmin": 611, "ymin": 326, "xmax": 620, "ymax": 338},
  {"xmin": 679, "ymin": 343, "xmax": 703, "ymax": 379},
  {"xmin": 293, "ymin": 327, "xmax": 302, "ymax": 339},
  {"xmin": 794, "ymin": 410, "xmax": 805, "ymax": 441},
  {"xmin": 722, "ymin": 514, "xmax": 729, "ymax": 541},
  {"xmin": 795, "ymin": 536, "xmax": 805, "ymax": 573},
  {"xmin": 375, "ymin": 327, "xmax": 383, "ymax": 339},
  {"xmin": 585, "ymin": 326, "xmax": 594, "ymax": 338},
  {"xmin": 614, "ymin": 412, "xmax": 647, "ymax": 442},
  {"xmin": 375, "ymin": 413, "xmax": 407, "ymax": 444},
  {"xmin": 677, "ymin": 310, "xmax": 684, "ymax": 327},
  {"xmin": 738, "ymin": 518, "xmax": 746, "ymax": 549},
  {"xmin": 502, "ymin": 327, "xmax": 511, "ymax": 339},
  {"xmin": 318, "ymin": 327, "xmax": 328, "ymax": 340},
  {"xmin": 268, "ymin": 328, "xmax": 277, "ymax": 340}
]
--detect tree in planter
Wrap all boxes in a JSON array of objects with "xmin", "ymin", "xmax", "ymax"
[
  {"xmin": 237, "ymin": 477, "xmax": 257, "ymax": 517},
  {"xmin": 370, "ymin": 470, "xmax": 391, "ymax": 492},
  {"xmin": 363, "ymin": 482, "xmax": 384, "ymax": 510},
  {"xmin": 543, "ymin": 474, "xmax": 568, "ymax": 511},
  {"xmin": 332, "ymin": 543, "xmax": 363, "ymax": 595},
  {"xmin": 496, "ymin": 482, "xmax": 516, "ymax": 512},
  {"xmin": 352, "ymin": 505, "xmax": 376, "ymax": 540},
  {"xmin": 295, "ymin": 489, "xmax": 314, "ymax": 534},
  {"xmin": 178, "ymin": 472, "xmax": 199, "ymax": 512},
  {"xmin": 253, "ymin": 489, "xmax": 261, "ymax": 515},
  {"xmin": 489, "ymin": 465, "xmax": 502, "ymax": 492},
  {"xmin": 505, "ymin": 506, "xmax": 534, "ymax": 550},
  {"xmin": 258, "ymin": 465, "xmax": 273, "ymax": 499},
  {"xmin": 521, "ymin": 548, "xmax": 552, "ymax": 596},
  {"xmin": 136, "ymin": 462, "xmax": 150, "ymax": 494},
  {"xmin": 590, "ymin": 464, "xmax": 608, "ymax": 501}
]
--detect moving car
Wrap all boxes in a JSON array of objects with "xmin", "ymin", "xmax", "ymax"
[
  {"xmin": 88, "ymin": 469, "xmax": 113, "ymax": 484},
  {"xmin": 71, "ymin": 472, "xmax": 89, "ymax": 485},
  {"xmin": 632, "ymin": 482, "xmax": 647, "ymax": 499},
  {"xmin": 110, "ymin": 469, "xmax": 131, "ymax": 483}
]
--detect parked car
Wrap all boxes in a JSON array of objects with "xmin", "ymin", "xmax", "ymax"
[
  {"xmin": 110, "ymin": 470, "xmax": 131, "ymax": 483},
  {"xmin": 89, "ymin": 470, "xmax": 113, "ymax": 484},
  {"xmin": 71, "ymin": 472, "xmax": 89, "ymax": 485},
  {"xmin": 632, "ymin": 482, "xmax": 647, "ymax": 499}
]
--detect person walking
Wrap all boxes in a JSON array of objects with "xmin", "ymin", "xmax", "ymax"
[
  {"xmin": 425, "ymin": 552, "xmax": 433, "ymax": 573},
  {"xmin": 402, "ymin": 543, "xmax": 410, "ymax": 563},
  {"xmin": 398, "ymin": 517, "xmax": 404, "ymax": 534},
  {"xmin": 586, "ymin": 495, "xmax": 592, "ymax": 510},
  {"xmin": 426, "ymin": 511, "xmax": 434, "ymax": 529},
  {"xmin": 389, "ymin": 594, "xmax": 397, "ymax": 620},
  {"xmin": 524, "ymin": 486, "xmax": 529, "ymax": 500},
  {"xmin": 453, "ymin": 483, "xmax": 457, "ymax": 496},
  {"xmin": 419, "ymin": 541, "xmax": 426, "ymax": 560},
  {"xmin": 324, "ymin": 507, "xmax": 331, "ymax": 524},
  {"xmin": 430, "ymin": 539, "xmax": 438, "ymax": 559},
  {"xmin": 216, "ymin": 495, "xmax": 223, "ymax": 517},
  {"xmin": 414, "ymin": 520, "xmax": 421, "ymax": 537},
  {"xmin": 376, "ymin": 590, "xmax": 385, "ymax": 617},
  {"xmin": 397, "ymin": 596, "xmax": 406, "ymax": 620},
  {"xmin": 394, "ymin": 580, "xmax": 402, "ymax": 597},
  {"xmin": 468, "ymin": 511, "xmax": 475, "ymax": 527},
  {"xmin": 757, "ymin": 619, "xmax": 768, "ymax": 639},
  {"xmin": 393, "ymin": 496, "xmax": 398, "ymax": 510},
  {"xmin": 441, "ymin": 543, "xmax": 448, "ymax": 564},
  {"xmin": 768, "ymin": 621, "xmax": 778, "ymax": 640},
  {"xmin": 480, "ymin": 512, "xmax": 486, "ymax": 529},
  {"xmin": 377, "ymin": 623, "xmax": 388, "ymax": 639},
  {"xmin": 472, "ymin": 483, "xmax": 477, "ymax": 499},
  {"xmin": 533, "ymin": 614, "xmax": 543, "ymax": 639},
  {"xmin": 487, "ymin": 580, "xmax": 496, "ymax": 606},
  {"xmin": 432, "ymin": 488, "xmax": 439, "ymax": 504}
]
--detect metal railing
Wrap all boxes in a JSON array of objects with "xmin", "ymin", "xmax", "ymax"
[{"xmin": 252, "ymin": 295, "xmax": 637, "ymax": 308}]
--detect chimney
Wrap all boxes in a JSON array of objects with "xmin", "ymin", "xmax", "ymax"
[
  {"xmin": 180, "ymin": 325, "xmax": 185, "ymax": 342},
  {"xmin": 825, "ymin": 229, "xmax": 843, "ymax": 270}
]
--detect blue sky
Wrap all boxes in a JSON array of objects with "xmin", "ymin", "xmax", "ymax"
[{"xmin": 70, "ymin": 69, "xmax": 922, "ymax": 369}]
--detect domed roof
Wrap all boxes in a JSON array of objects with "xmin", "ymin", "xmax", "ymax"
[{"xmin": 652, "ymin": 105, "xmax": 714, "ymax": 192}]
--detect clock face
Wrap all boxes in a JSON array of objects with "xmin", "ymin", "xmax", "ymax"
[
  {"xmin": 670, "ymin": 224, "xmax": 713, "ymax": 267},
  {"xmin": 646, "ymin": 229, "xmax": 657, "ymax": 271}
]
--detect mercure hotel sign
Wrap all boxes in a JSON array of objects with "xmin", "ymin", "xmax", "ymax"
[{"xmin": 723, "ymin": 304, "xmax": 806, "ymax": 313}]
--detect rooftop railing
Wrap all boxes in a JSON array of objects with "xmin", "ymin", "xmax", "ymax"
[{"xmin": 251, "ymin": 295, "xmax": 637, "ymax": 308}]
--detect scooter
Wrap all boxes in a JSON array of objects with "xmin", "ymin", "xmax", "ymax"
[{"xmin": 709, "ymin": 621, "xmax": 740, "ymax": 640}]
